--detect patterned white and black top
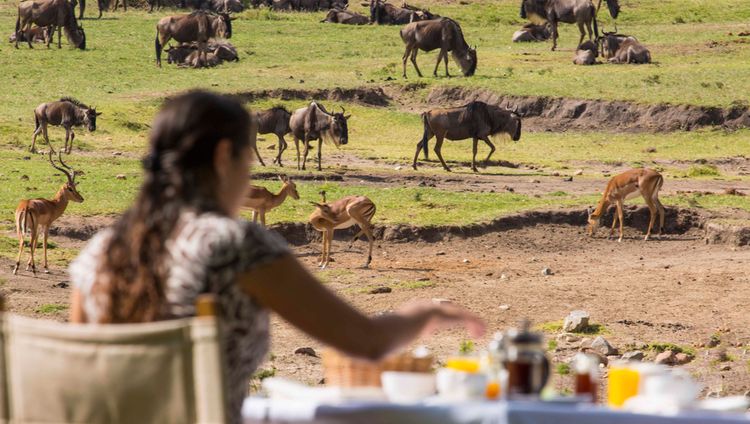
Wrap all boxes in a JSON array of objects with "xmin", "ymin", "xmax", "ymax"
[{"xmin": 69, "ymin": 211, "xmax": 289, "ymax": 424}]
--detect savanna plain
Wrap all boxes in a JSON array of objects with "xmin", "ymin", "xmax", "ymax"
[{"xmin": 1, "ymin": 0, "xmax": 750, "ymax": 397}]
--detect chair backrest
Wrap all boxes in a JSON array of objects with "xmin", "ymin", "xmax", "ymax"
[{"xmin": 0, "ymin": 295, "xmax": 227, "ymax": 424}]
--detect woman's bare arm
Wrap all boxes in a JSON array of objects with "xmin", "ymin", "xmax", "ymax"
[
  {"xmin": 239, "ymin": 254, "xmax": 484, "ymax": 360},
  {"xmin": 69, "ymin": 287, "xmax": 87, "ymax": 323}
]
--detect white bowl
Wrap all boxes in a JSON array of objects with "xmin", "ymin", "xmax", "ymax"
[
  {"xmin": 436, "ymin": 368, "xmax": 488, "ymax": 401},
  {"xmin": 381, "ymin": 371, "xmax": 436, "ymax": 403}
]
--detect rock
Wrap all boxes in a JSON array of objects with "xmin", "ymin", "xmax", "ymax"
[
  {"xmin": 529, "ymin": 179, "xmax": 541, "ymax": 184},
  {"xmin": 715, "ymin": 349, "xmax": 730, "ymax": 362},
  {"xmin": 706, "ymin": 390, "xmax": 722, "ymax": 399},
  {"xmin": 580, "ymin": 349, "xmax": 608, "ymax": 366},
  {"xmin": 499, "ymin": 304, "xmax": 510, "ymax": 311},
  {"xmin": 432, "ymin": 298, "xmax": 451, "ymax": 304},
  {"xmin": 607, "ymin": 355, "xmax": 621, "ymax": 362},
  {"xmin": 557, "ymin": 333, "xmax": 581, "ymax": 344},
  {"xmin": 644, "ymin": 147, "xmax": 657, "ymax": 153},
  {"xmin": 574, "ymin": 169, "xmax": 583, "ymax": 176},
  {"xmin": 416, "ymin": 277, "xmax": 430, "ymax": 282},
  {"xmin": 23, "ymin": 156, "xmax": 31, "ymax": 160},
  {"xmin": 116, "ymin": 174, "xmax": 127, "ymax": 180},
  {"xmin": 563, "ymin": 176, "xmax": 573, "ymax": 182},
  {"xmin": 20, "ymin": 175, "xmax": 29, "ymax": 181},
  {"xmin": 743, "ymin": 390, "xmax": 750, "ymax": 398},
  {"xmin": 462, "ymin": 259, "xmax": 470, "ymax": 264},
  {"xmin": 436, "ymin": 251, "xmax": 446, "ymax": 256},
  {"xmin": 112, "ymin": 151, "xmax": 123, "ymax": 156},
  {"xmin": 720, "ymin": 364, "xmax": 731, "ymax": 371},
  {"xmin": 504, "ymin": 186, "xmax": 515, "ymax": 193},
  {"xmin": 563, "ymin": 310, "xmax": 590, "ymax": 332},
  {"xmin": 266, "ymin": 144, "xmax": 276, "ymax": 150},
  {"xmin": 394, "ymin": 166, "xmax": 402, "ymax": 171},
  {"xmin": 552, "ymin": 172, "xmax": 560, "ymax": 177},
  {"xmin": 500, "ymin": 274, "xmax": 509, "ymax": 280},
  {"xmin": 622, "ymin": 351, "xmax": 645, "ymax": 361},
  {"xmin": 51, "ymin": 281, "xmax": 69, "ymax": 289},
  {"xmin": 295, "ymin": 347, "xmax": 318, "ymax": 358},
  {"xmin": 591, "ymin": 336, "xmax": 617, "ymax": 356},
  {"xmin": 541, "ymin": 267, "xmax": 553, "ymax": 276},
  {"xmin": 654, "ymin": 350, "xmax": 676, "ymax": 365},
  {"xmin": 369, "ymin": 286, "xmax": 392, "ymax": 294},
  {"xmin": 722, "ymin": 188, "xmax": 745, "ymax": 196},
  {"xmin": 674, "ymin": 352, "xmax": 693, "ymax": 365},
  {"xmin": 707, "ymin": 335, "xmax": 721, "ymax": 348}
]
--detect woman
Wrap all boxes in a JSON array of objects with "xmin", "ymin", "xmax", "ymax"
[{"xmin": 69, "ymin": 91, "xmax": 484, "ymax": 423}]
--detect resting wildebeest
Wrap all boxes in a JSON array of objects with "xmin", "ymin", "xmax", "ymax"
[
  {"xmin": 289, "ymin": 102, "xmax": 350, "ymax": 171},
  {"xmin": 512, "ymin": 23, "xmax": 550, "ymax": 42},
  {"xmin": 598, "ymin": 30, "xmax": 636, "ymax": 58},
  {"xmin": 370, "ymin": 0, "xmax": 435, "ymax": 25},
  {"xmin": 321, "ymin": 8, "xmax": 369, "ymax": 25},
  {"xmin": 413, "ymin": 101, "xmax": 522, "ymax": 173},
  {"xmin": 8, "ymin": 25, "xmax": 53, "ymax": 43},
  {"xmin": 184, "ymin": 0, "xmax": 245, "ymax": 12},
  {"xmin": 605, "ymin": 37, "xmax": 650, "ymax": 64},
  {"xmin": 31, "ymin": 98, "xmax": 100, "ymax": 154},
  {"xmin": 401, "ymin": 17, "xmax": 477, "ymax": 78},
  {"xmin": 166, "ymin": 40, "xmax": 238, "ymax": 67},
  {"xmin": 155, "ymin": 10, "xmax": 232, "ymax": 67},
  {"xmin": 519, "ymin": 0, "xmax": 615, "ymax": 50},
  {"xmin": 15, "ymin": 0, "xmax": 85, "ymax": 50},
  {"xmin": 255, "ymin": 106, "xmax": 292, "ymax": 166},
  {"xmin": 573, "ymin": 39, "xmax": 597, "ymax": 65}
]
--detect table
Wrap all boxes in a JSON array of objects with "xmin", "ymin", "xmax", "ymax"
[{"xmin": 243, "ymin": 398, "xmax": 750, "ymax": 424}]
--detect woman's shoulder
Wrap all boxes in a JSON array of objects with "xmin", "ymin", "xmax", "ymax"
[
  {"xmin": 69, "ymin": 228, "xmax": 114, "ymax": 292},
  {"xmin": 176, "ymin": 212, "xmax": 289, "ymax": 265}
]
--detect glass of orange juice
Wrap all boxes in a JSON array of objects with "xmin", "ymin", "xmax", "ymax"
[
  {"xmin": 445, "ymin": 357, "xmax": 480, "ymax": 373},
  {"xmin": 607, "ymin": 362, "xmax": 640, "ymax": 408}
]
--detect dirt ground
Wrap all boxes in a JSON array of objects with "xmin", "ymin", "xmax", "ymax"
[{"xmin": 3, "ymin": 183, "xmax": 749, "ymax": 399}]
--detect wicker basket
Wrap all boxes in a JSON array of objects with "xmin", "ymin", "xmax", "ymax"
[{"xmin": 322, "ymin": 350, "xmax": 434, "ymax": 387}]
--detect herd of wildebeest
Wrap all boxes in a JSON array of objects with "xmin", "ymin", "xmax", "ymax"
[{"xmin": 10, "ymin": 0, "xmax": 667, "ymax": 275}]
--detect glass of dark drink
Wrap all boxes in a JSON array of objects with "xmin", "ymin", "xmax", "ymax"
[{"xmin": 573, "ymin": 353, "xmax": 599, "ymax": 402}]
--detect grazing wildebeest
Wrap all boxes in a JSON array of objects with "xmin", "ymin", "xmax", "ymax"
[
  {"xmin": 15, "ymin": 0, "xmax": 86, "ymax": 50},
  {"xmin": 573, "ymin": 39, "xmax": 597, "ymax": 65},
  {"xmin": 400, "ymin": 17, "xmax": 477, "ymax": 79},
  {"xmin": 289, "ymin": 102, "xmax": 350, "ymax": 171},
  {"xmin": 370, "ymin": 0, "xmax": 435, "ymax": 25},
  {"xmin": 605, "ymin": 37, "xmax": 650, "ymax": 64},
  {"xmin": 8, "ymin": 25, "xmax": 53, "ymax": 43},
  {"xmin": 256, "ymin": 106, "xmax": 292, "ymax": 166},
  {"xmin": 512, "ymin": 23, "xmax": 550, "ymax": 42},
  {"xmin": 321, "ymin": 8, "xmax": 369, "ymax": 25},
  {"xmin": 413, "ymin": 101, "xmax": 522, "ymax": 173},
  {"xmin": 184, "ymin": 0, "xmax": 244, "ymax": 12},
  {"xmin": 31, "ymin": 98, "xmax": 100, "ymax": 154},
  {"xmin": 155, "ymin": 10, "xmax": 232, "ymax": 67},
  {"xmin": 520, "ymin": 0, "xmax": 605, "ymax": 51}
]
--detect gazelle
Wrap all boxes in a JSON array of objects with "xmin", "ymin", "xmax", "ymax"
[
  {"xmin": 13, "ymin": 150, "xmax": 84, "ymax": 275},
  {"xmin": 309, "ymin": 195, "xmax": 376, "ymax": 269},
  {"xmin": 244, "ymin": 175, "xmax": 300, "ymax": 226},
  {"xmin": 587, "ymin": 168, "xmax": 665, "ymax": 242}
]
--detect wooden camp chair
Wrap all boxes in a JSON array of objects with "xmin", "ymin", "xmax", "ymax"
[{"xmin": 0, "ymin": 295, "xmax": 227, "ymax": 424}]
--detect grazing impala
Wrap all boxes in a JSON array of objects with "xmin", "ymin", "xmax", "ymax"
[
  {"xmin": 13, "ymin": 150, "xmax": 84, "ymax": 275},
  {"xmin": 309, "ymin": 194, "xmax": 376, "ymax": 269},
  {"xmin": 244, "ymin": 175, "xmax": 300, "ymax": 226},
  {"xmin": 587, "ymin": 168, "xmax": 665, "ymax": 242}
]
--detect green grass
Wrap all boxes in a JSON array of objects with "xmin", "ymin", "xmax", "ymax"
[
  {"xmin": 556, "ymin": 363, "xmax": 570, "ymax": 376},
  {"xmin": 547, "ymin": 339, "xmax": 558, "ymax": 351},
  {"xmin": 535, "ymin": 320, "xmax": 563, "ymax": 333},
  {"xmin": 535, "ymin": 320, "xmax": 607, "ymax": 335},
  {"xmin": 36, "ymin": 304, "xmax": 68, "ymax": 314},
  {"xmin": 646, "ymin": 342, "xmax": 696, "ymax": 357}
]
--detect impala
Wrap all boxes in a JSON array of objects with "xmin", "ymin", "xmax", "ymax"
[
  {"xmin": 243, "ymin": 175, "xmax": 300, "ymax": 227},
  {"xmin": 309, "ymin": 194, "xmax": 376, "ymax": 269},
  {"xmin": 587, "ymin": 168, "xmax": 665, "ymax": 242},
  {"xmin": 13, "ymin": 150, "xmax": 84, "ymax": 275}
]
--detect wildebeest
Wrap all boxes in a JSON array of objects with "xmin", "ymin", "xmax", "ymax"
[
  {"xmin": 155, "ymin": 10, "xmax": 232, "ymax": 67},
  {"xmin": 512, "ymin": 23, "xmax": 550, "ymax": 42},
  {"xmin": 520, "ymin": 0, "xmax": 606, "ymax": 50},
  {"xmin": 8, "ymin": 25, "xmax": 54, "ymax": 43},
  {"xmin": 15, "ymin": 0, "xmax": 86, "ymax": 50},
  {"xmin": 75, "ymin": 0, "xmax": 106, "ymax": 19},
  {"xmin": 573, "ymin": 39, "xmax": 597, "ymax": 65},
  {"xmin": 166, "ymin": 40, "xmax": 238, "ymax": 67},
  {"xmin": 413, "ymin": 101, "xmax": 522, "ymax": 173},
  {"xmin": 31, "ymin": 98, "xmax": 100, "ymax": 154},
  {"xmin": 321, "ymin": 8, "xmax": 369, "ymax": 25},
  {"xmin": 289, "ymin": 102, "xmax": 350, "ymax": 171},
  {"xmin": 370, "ymin": 0, "xmax": 435, "ymax": 25},
  {"xmin": 401, "ymin": 17, "xmax": 477, "ymax": 78},
  {"xmin": 271, "ymin": 0, "xmax": 346, "ymax": 11},
  {"xmin": 256, "ymin": 106, "xmax": 293, "ymax": 166},
  {"xmin": 605, "ymin": 37, "xmax": 651, "ymax": 64},
  {"xmin": 183, "ymin": 0, "xmax": 245, "ymax": 12},
  {"xmin": 598, "ymin": 30, "xmax": 636, "ymax": 58}
]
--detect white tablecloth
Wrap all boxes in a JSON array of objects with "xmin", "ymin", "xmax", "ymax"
[{"xmin": 243, "ymin": 398, "xmax": 750, "ymax": 424}]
